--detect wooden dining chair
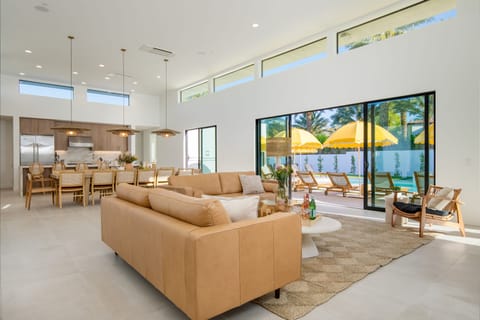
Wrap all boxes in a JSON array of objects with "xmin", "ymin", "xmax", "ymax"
[
  {"xmin": 115, "ymin": 170, "xmax": 136, "ymax": 190},
  {"xmin": 177, "ymin": 168, "xmax": 194, "ymax": 176},
  {"xmin": 57, "ymin": 171, "xmax": 86, "ymax": 208},
  {"xmin": 156, "ymin": 167, "xmax": 175, "ymax": 185},
  {"xmin": 392, "ymin": 185, "xmax": 465, "ymax": 237},
  {"xmin": 25, "ymin": 173, "xmax": 57, "ymax": 210},
  {"xmin": 136, "ymin": 168, "xmax": 156, "ymax": 188},
  {"xmin": 75, "ymin": 162, "xmax": 89, "ymax": 171},
  {"xmin": 29, "ymin": 162, "xmax": 53, "ymax": 189},
  {"xmin": 90, "ymin": 170, "xmax": 115, "ymax": 205}
]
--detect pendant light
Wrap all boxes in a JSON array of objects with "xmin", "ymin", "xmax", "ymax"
[
  {"xmin": 51, "ymin": 36, "xmax": 90, "ymax": 136},
  {"xmin": 152, "ymin": 58, "xmax": 180, "ymax": 137},
  {"xmin": 107, "ymin": 48, "xmax": 140, "ymax": 137}
]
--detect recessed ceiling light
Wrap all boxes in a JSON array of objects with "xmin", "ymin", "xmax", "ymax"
[
  {"xmin": 252, "ymin": 23, "xmax": 259, "ymax": 28},
  {"xmin": 104, "ymin": 76, "xmax": 110, "ymax": 80},
  {"xmin": 25, "ymin": 49, "xmax": 32, "ymax": 54},
  {"xmin": 35, "ymin": 65, "xmax": 43, "ymax": 69},
  {"xmin": 72, "ymin": 71, "xmax": 78, "ymax": 75},
  {"xmin": 156, "ymin": 75, "xmax": 161, "ymax": 79},
  {"xmin": 19, "ymin": 72, "xmax": 25, "ymax": 76},
  {"xmin": 81, "ymin": 81, "xmax": 86, "ymax": 85},
  {"xmin": 132, "ymin": 81, "xmax": 138, "ymax": 85},
  {"xmin": 98, "ymin": 64, "xmax": 105, "ymax": 68}
]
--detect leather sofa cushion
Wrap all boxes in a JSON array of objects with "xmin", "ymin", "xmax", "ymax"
[
  {"xmin": 169, "ymin": 173, "xmax": 223, "ymax": 195},
  {"xmin": 116, "ymin": 183, "xmax": 151, "ymax": 207},
  {"xmin": 218, "ymin": 171, "xmax": 254, "ymax": 194},
  {"xmin": 149, "ymin": 188, "xmax": 231, "ymax": 227}
]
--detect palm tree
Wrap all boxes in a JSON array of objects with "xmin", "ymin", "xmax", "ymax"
[
  {"xmin": 293, "ymin": 111, "xmax": 328, "ymax": 135},
  {"xmin": 329, "ymin": 104, "xmax": 363, "ymax": 128}
]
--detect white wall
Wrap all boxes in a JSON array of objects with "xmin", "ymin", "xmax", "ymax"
[
  {"xmin": 0, "ymin": 75, "xmax": 162, "ymax": 191},
  {"xmin": 160, "ymin": 0, "xmax": 480, "ymax": 226},
  {"xmin": 0, "ymin": 117, "xmax": 14, "ymax": 188}
]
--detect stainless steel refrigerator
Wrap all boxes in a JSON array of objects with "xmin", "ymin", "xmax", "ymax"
[{"xmin": 20, "ymin": 135, "xmax": 55, "ymax": 165}]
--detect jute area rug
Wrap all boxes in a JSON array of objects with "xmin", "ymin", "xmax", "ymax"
[{"xmin": 255, "ymin": 214, "xmax": 433, "ymax": 320}]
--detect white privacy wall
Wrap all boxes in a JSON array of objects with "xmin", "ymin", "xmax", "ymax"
[{"xmin": 160, "ymin": 0, "xmax": 480, "ymax": 226}]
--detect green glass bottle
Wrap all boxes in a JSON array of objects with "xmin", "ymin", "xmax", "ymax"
[{"xmin": 309, "ymin": 198, "xmax": 316, "ymax": 220}]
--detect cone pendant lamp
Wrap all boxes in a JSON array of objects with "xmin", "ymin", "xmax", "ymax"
[
  {"xmin": 107, "ymin": 48, "xmax": 140, "ymax": 137},
  {"xmin": 51, "ymin": 36, "xmax": 90, "ymax": 136},
  {"xmin": 152, "ymin": 58, "xmax": 180, "ymax": 137}
]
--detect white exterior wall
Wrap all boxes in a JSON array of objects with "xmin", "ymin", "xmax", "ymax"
[{"xmin": 160, "ymin": 0, "xmax": 480, "ymax": 225}]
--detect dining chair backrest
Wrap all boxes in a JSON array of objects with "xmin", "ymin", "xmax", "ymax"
[
  {"xmin": 177, "ymin": 168, "xmax": 194, "ymax": 176},
  {"xmin": 92, "ymin": 170, "xmax": 114, "ymax": 186},
  {"xmin": 29, "ymin": 162, "xmax": 44, "ymax": 177},
  {"xmin": 59, "ymin": 172, "xmax": 84, "ymax": 187},
  {"xmin": 157, "ymin": 167, "xmax": 175, "ymax": 184},
  {"xmin": 116, "ymin": 170, "xmax": 136, "ymax": 185},
  {"xmin": 137, "ymin": 169, "xmax": 156, "ymax": 187},
  {"xmin": 53, "ymin": 162, "xmax": 65, "ymax": 171}
]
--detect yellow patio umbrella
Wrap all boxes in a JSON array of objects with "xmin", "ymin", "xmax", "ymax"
[
  {"xmin": 323, "ymin": 121, "xmax": 398, "ymax": 176},
  {"xmin": 274, "ymin": 127, "xmax": 323, "ymax": 154},
  {"xmin": 414, "ymin": 124, "xmax": 434, "ymax": 145}
]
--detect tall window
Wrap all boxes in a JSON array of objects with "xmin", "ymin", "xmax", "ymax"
[
  {"xmin": 337, "ymin": 0, "xmax": 456, "ymax": 53},
  {"xmin": 186, "ymin": 126, "xmax": 217, "ymax": 173},
  {"xmin": 19, "ymin": 80, "xmax": 73, "ymax": 100},
  {"xmin": 262, "ymin": 38, "xmax": 327, "ymax": 77},
  {"xmin": 86, "ymin": 89, "xmax": 129, "ymax": 106},
  {"xmin": 180, "ymin": 81, "xmax": 209, "ymax": 103},
  {"xmin": 214, "ymin": 65, "xmax": 254, "ymax": 92}
]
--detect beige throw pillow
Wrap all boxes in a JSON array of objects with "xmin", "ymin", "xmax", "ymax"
[
  {"xmin": 428, "ymin": 187, "xmax": 454, "ymax": 210},
  {"xmin": 239, "ymin": 175, "xmax": 265, "ymax": 195},
  {"xmin": 202, "ymin": 195, "xmax": 259, "ymax": 222}
]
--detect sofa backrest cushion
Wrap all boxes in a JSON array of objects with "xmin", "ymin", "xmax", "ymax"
[
  {"xmin": 218, "ymin": 171, "xmax": 254, "ymax": 194},
  {"xmin": 116, "ymin": 183, "xmax": 151, "ymax": 207},
  {"xmin": 168, "ymin": 173, "xmax": 222, "ymax": 195},
  {"xmin": 148, "ymin": 188, "xmax": 231, "ymax": 226}
]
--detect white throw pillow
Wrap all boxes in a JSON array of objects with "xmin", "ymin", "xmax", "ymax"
[
  {"xmin": 202, "ymin": 195, "xmax": 259, "ymax": 222},
  {"xmin": 239, "ymin": 175, "xmax": 265, "ymax": 195},
  {"xmin": 428, "ymin": 187, "xmax": 453, "ymax": 210}
]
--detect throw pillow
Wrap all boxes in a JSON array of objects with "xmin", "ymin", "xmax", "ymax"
[
  {"xmin": 239, "ymin": 175, "xmax": 265, "ymax": 195},
  {"xmin": 202, "ymin": 195, "xmax": 259, "ymax": 222},
  {"xmin": 116, "ymin": 183, "xmax": 151, "ymax": 208},
  {"xmin": 428, "ymin": 187, "xmax": 454, "ymax": 210}
]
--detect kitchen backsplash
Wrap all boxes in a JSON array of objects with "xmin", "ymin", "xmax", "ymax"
[{"xmin": 56, "ymin": 148, "xmax": 122, "ymax": 164}]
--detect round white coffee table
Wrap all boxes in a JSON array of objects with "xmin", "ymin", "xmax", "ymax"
[{"xmin": 301, "ymin": 216, "xmax": 342, "ymax": 258}]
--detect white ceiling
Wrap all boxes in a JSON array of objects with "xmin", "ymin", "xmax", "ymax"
[{"xmin": 1, "ymin": 0, "xmax": 402, "ymax": 96}]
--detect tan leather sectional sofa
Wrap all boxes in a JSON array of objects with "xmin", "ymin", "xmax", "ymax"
[
  {"xmin": 101, "ymin": 183, "xmax": 301, "ymax": 320},
  {"xmin": 168, "ymin": 171, "xmax": 278, "ymax": 200}
]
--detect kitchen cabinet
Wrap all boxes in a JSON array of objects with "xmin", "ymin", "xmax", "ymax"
[{"xmin": 20, "ymin": 118, "xmax": 55, "ymax": 135}]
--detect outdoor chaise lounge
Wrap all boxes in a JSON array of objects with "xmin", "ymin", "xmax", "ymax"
[
  {"xmin": 325, "ymin": 172, "xmax": 360, "ymax": 197},
  {"xmin": 368, "ymin": 171, "xmax": 395, "ymax": 195}
]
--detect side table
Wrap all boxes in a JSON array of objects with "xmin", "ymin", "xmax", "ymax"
[{"xmin": 384, "ymin": 192, "xmax": 409, "ymax": 226}]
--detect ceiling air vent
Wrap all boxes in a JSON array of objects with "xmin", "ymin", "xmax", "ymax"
[{"xmin": 139, "ymin": 45, "xmax": 175, "ymax": 57}]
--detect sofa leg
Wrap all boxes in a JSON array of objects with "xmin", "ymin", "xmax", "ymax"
[
  {"xmin": 114, "ymin": 252, "xmax": 118, "ymax": 256},
  {"xmin": 274, "ymin": 289, "xmax": 280, "ymax": 299}
]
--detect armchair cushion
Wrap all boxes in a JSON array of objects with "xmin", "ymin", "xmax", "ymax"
[
  {"xmin": 427, "ymin": 187, "xmax": 453, "ymax": 210},
  {"xmin": 393, "ymin": 202, "xmax": 449, "ymax": 216}
]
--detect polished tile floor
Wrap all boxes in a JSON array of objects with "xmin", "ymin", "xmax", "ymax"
[{"xmin": 2, "ymin": 190, "xmax": 479, "ymax": 320}]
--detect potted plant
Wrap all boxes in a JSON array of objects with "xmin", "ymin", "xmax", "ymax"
[
  {"xmin": 273, "ymin": 165, "xmax": 293, "ymax": 204},
  {"xmin": 118, "ymin": 152, "xmax": 137, "ymax": 170}
]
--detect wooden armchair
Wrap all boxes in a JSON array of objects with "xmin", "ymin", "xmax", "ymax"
[
  {"xmin": 25, "ymin": 173, "xmax": 57, "ymax": 210},
  {"xmin": 392, "ymin": 185, "xmax": 465, "ymax": 238},
  {"xmin": 325, "ymin": 172, "xmax": 359, "ymax": 197}
]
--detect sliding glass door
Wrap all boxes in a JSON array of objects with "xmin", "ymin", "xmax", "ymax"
[
  {"xmin": 185, "ymin": 126, "xmax": 217, "ymax": 173},
  {"xmin": 365, "ymin": 93, "xmax": 435, "ymax": 210},
  {"xmin": 257, "ymin": 116, "xmax": 291, "ymax": 178}
]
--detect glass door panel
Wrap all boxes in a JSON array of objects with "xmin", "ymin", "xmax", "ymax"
[
  {"xmin": 257, "ymin": 116, "xmax": 290, "ymax": 178},
  {"xmin": 366, "ymin": 94, "xmax": 434, "ymax": 210}
]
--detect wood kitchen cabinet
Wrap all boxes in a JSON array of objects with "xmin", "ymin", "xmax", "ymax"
[
  {"xmin": 21, "ymin": 118, "xmax": 129, "ymax": 151},
  {"xmin": 20, "ymin": 118, "xmax": 55, "ymax": 135}
]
